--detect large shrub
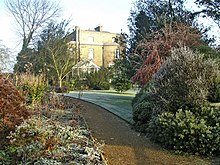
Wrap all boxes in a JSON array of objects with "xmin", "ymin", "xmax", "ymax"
[
  {"xmin": 153, "ymin": 47, "xmax": 218, "ymax": 113},
  {"xmin": 85, "ymin": 67, "xmax": 111, "ymax": 90},
  {"xmin": 147, "ymin": 106, "xmax": 220, "ymax": 156},
  {"xmin": 132, "ymin": 81, "xmax": 155, "ymax": 130},
  {"xmin": 208, "ymin": 75, "xmax": 220, "ymax": 103},
  {"xmin": 111, "ymin": 75, "xmax": 131, "ymax": 93},
  {"xmin": 0, "ymin": 74, "xmax": 29, "ymax": 141},
  {"xmin": 132, "ymin": 47, "xmax": 220, "ymax": 155}
]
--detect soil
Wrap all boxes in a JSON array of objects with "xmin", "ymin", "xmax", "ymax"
[{"xmin": 67, "ymin": 97, "xmax": 211, "ymax": 165}]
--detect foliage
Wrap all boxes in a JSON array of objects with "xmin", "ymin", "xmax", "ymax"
[
  {"xmin": 194, "ymin": 0, "xmax": 220, "ymax": 27},
  {"xmin": 85, "ymin": 67, "xmax": 111, "ymax": 90},
  {"xmin": 208, "ymin": 75, "xmax": 220, "ymax": 103},
  {"xmin": 152, "ymin": 47, "xmax": 218, "ymax": 113},
  {"xmin": 132, "ymin": 47, "xmax": 220, "ymax": 156},
  {"xmin": 15, "ymin": 74, "xmax": 46, "ymax": 105},
  {"xmin": 13, "ymin": 48, "xmax": 37, "ymax": 73},
  {"xmin": 6, "ymin": 115, "xmax": 104, "ymax": 164},
  {"xmin": 127, "ymin": 0, "xmax": 196, "ymax": 82},
  {"xmin": 131, "ymin": 22, "xmax": 208, "ymax": 86},
  {"xmin": 0, "ymin": 74, "xmax": 29, "ymax": 143},
  {"xmin": 110, "ymin": 60, "xmax": 131, "ymax": 93},
  {"xmin": 72, "ymin": 77, "xmax": 90, "ymax": 91},
  {"xmin": 110, "ymin": 57, "xmax": 132, "ymax": 93},
  {"xmin": 128, "ymin": 0, "xmax": 193, "ymax": 50},
  {"xmin": 37, "ymin": 20, "xmax": 76, "ymax": 88},
  {"xmin": 111, "ymin": 75, "xmax": 131, "ymax": 93},
  {"xmin": 5, "ymin": 0, "xmax": 61, "ymax": 73},
  {"xmin": 132, "ymin": 100, "xmax": 154, "ymax": 132},
  {"xmin": 147, "ymin": 106, "xmax": 220, "ymax": 156},
  {"xmin": 132, "ymin": 81, "xmax": 155, "ymax": 130}
]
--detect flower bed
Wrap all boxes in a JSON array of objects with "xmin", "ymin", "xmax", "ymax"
[{"xmin": 0, "ymin": 96, "xmax": 105, "ymax": 165}]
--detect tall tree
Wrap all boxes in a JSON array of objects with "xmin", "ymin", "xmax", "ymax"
[
  {"xmin": 128, "ymin": 0, "xmax": 193, "ymax": 50},
  {"xmin": 37, "ymin": 20, "xmax": 76, "ymax": 87},
  {"xmin": 127, "ymin": 0, "xmax": 195, "ymax": 81},
  {"xmin": 5, "ymin": 0, "xmax": 61, "ymax": 73},
  {"xmin": 194, "ymin": 0, "xmax": 220, "ymax": 27}
]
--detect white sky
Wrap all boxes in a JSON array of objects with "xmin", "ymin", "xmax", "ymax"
[
  {"xmin": 0, "ymin": 0, "xmax": 219, "ymax": 55},
  {"xmin": 0, "ymin": 0, "xmax": 134, "ymax": 53}
]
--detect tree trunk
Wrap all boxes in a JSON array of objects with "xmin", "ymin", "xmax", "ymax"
[{"xmin": 59, "ymin": 77, "xmax": 62, "ymax": 88}]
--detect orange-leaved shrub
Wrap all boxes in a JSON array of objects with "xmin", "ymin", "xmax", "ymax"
[{"xmin": 0, "ymin": 74, "xmax": 30, "ymax": 134}]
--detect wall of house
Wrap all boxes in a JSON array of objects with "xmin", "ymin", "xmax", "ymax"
[
  {"xmin": 79, "ymin": 44, "xmax": 103, "ymax": 66},
  {"xmin": 74, "ymin": 26, "xmax": 120, "ymax": 67}
]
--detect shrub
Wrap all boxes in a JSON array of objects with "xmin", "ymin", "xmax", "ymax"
[
  {"xmin": 86, "ymin": 67, "xmax": 111, "ymax": 90},
  {"xmin": 208, "ymin": 75, "xmax": 220, "ymax": 103},
  {"xmin": 132, "ymin": 81, "xmax": 154, "ymax": 108},
  {"xmin": 15, "ymin": 74, "xmax": 46, "ymax": 105},
  {"xmin": 7, "ymin": 116, "xmax": 103, "ymax": 164},
  {"xmin": 111, "ymin": 75, "xmax": 131, "ymax": 93},
  {"xmin": 152, "ymin": 47, "xmax": 218, "ymax": 113},
  {"xmin": 0, "ymin": 74, "xmax": 29, "ymax": 144},
  {"xmin": 132, "ymin": 47, "xmax": 220, "ymax": 155},
  {"xmin": 147, "ymin": 105, "xmax": 220, "ymax": 155},
  {"xmin": 132, "ymin": 100, "xmax": 154, "ymax": 132}
]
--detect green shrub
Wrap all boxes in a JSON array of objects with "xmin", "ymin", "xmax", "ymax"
[
  {"xmin": 111, "ymin": 75, "xmax": 131, "ymax": 93},
  {"xmin": 79, "ymin": 67, "xmax": 111, "ymax": 90},
  {"xmin": 133, "ymin": 100, "xmax": 154, "ymax": 132},
  {"xmin": 208, "ymin": 76, "xmax": 220, "ymax": 103},
  {"xmin": 16, "ymin": 74, "xmax": 46, "ymax": 105},
  {"xmin": 153, "ymin": 47, "xmax": 218, "ymax": 113},
  {"xmin": 132, "ymin": 81, "xmax": 154, "ymax": 108},
  {"xmin": 147, "ymin": 105, "xmax": 220, "ymax": 155}
]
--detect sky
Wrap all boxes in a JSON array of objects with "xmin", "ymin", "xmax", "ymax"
[
  {"xmin": 0, "ymin": 0, "xmax": 134, "ymax": 53},
  {"xmin": 0, "ymin": 0, "xmax": 219, "ymax": 56}
]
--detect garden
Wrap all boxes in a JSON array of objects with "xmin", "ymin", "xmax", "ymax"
[
  {"xmin": 1, "ymin": 0, "xmax": 220, "ymax": 164},
  {"xmin": 0, "ymin": 74, "xmax": 105, "ymax": 164}
]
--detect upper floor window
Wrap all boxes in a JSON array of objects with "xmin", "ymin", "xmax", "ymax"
[
  {"xmin": 112, "ymin": 37, "xmax": 116, "ymax": 43},
  {"xmin": 88, "ymin": 36, "xmax": 94, "ymax": 43},
  {"xmin": 88, "ymin": 48, "xmax": 94, "ymax": 59},
  {"xmin": 115, "ymin": 49, "xmax": 120, "ymax": 59}
]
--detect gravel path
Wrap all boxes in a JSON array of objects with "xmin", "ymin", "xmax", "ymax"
[{"xmin": 68, "ymin": 97, "xmax": 210, "ymax": 165}]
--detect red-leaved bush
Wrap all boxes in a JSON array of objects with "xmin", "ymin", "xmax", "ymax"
[
  {"xmin": 0, "ymin": 74, "xmax": 29, "ymax": 133},
  {"xmin": 132, "ymin": 22, "xmax": 205, "ymax": 86}
]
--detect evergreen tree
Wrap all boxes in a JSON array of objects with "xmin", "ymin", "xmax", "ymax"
[
  {"xmin": 127, "ymin": 0, "xmax": 195, "ymax": 82},
  {"xmin": 194, "ymin": 0, "xmax": 220, "ymax": 27}
]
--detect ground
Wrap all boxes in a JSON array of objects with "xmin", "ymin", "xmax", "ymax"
[{"xmin": 68, "ymin": 97, "xmax": 211, "ymax": 165}]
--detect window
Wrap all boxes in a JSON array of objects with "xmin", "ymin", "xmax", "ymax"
[
  {"xmin": 88, "ymin": 36, "xmax": 94, "ymax": 43},
  {"xmin": 115, "ymin": 49, "xmax": 120, "ymax": 59},
  {"xmin": 88, "ymin": 48, "xmax": 94, "ymax": 59},
  {"xmin": 112, "ymin": 37, "xmax": 116, "ymax": 42}
]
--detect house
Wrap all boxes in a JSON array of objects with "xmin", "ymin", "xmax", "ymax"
[{"xmin": 69, "ymin": 25, "xmax": 121, "ymax": 74}]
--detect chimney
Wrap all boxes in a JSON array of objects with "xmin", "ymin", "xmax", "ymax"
[{"xmin": 95, "ymin": 25, "xmax": 102, "ymax": 32}]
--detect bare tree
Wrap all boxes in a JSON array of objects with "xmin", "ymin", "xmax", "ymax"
[
  {"xmin": 5, "ymin": 0, "xmax": 61, "ymax": 50},
  {"xmin": 0, "ymin": 42, "xmax": 13, "ymax": 72},
  {"xmin": 38, "ymin": 21, "xmax": 76, "ymax": 88}
]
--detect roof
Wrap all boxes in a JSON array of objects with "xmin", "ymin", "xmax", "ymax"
[{"xmin": 72, "ymin": 59, "xmax": 100, "ymax": 69}]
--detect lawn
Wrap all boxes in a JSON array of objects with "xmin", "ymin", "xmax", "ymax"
[{"xmin": 65, "ymin": 89, "xmax": 137, "ymax": 123}]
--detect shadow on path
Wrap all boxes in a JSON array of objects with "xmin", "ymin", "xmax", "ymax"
[{"xmin": 67, "ymin": 97, "xmax": 210, "ymax": 165}]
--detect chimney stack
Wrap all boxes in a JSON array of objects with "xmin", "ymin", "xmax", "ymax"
[{"xmin": 95, "ymin": 25, "xmax": 102, "ymax": 32}]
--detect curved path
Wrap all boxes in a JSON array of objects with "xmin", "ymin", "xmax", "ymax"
[{"xmin": 68, "ymin": 97, "xmax": 209, "ymax": 165}]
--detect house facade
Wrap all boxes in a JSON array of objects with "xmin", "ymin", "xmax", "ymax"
[{"xmin": 70, "ymin": 25, "xmax": 120, "ymax": 68}]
